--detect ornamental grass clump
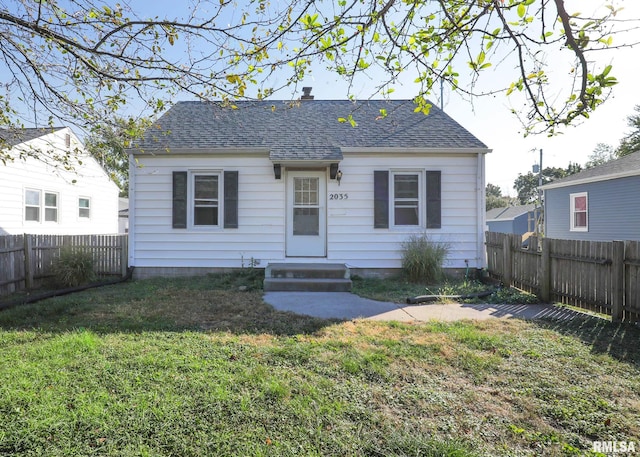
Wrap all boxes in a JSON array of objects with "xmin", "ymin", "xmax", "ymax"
[
  {"xmin": 51, "ymin": 247, "xmax": 96, "ymax": 287},
  {"xmin": 401, "ymin": 234, "xmax": 449, "ymax": 283}
]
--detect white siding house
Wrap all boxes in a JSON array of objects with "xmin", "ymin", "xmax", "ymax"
[
  {"xmin": 129, "ymin": 97, "xmax": 490, "ymax": 278},
  {"xmin": 0, "ymin": 127, "xmax": 119, "ymax": 235}
]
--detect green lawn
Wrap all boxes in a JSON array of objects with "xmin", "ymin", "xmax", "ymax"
[{"xmin": 0, "ymin": 273, "xmax": 638, "ymax": 456}]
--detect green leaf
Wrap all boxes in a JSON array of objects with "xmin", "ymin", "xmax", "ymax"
[{"xmin": 517, "ymin": 3, "xmax": 526, "ymax": 18}]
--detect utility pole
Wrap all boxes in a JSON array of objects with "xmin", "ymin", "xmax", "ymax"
[
  {"xmin": 531, "ymin": 148, "xmax": 543, "ymax": 234},
  {"xmin": 537, "ymin": 148, "xmax": 543, "ymax": 234}
]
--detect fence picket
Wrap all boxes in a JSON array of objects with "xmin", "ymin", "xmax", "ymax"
[
  {"xmin": 485, "ymin": 232, "xmax": 638, "ymax": 323},
  {"xmin": 0, "ymin": 234, "xmax": 128, "ymax": 297}
]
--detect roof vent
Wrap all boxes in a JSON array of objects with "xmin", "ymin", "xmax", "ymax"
[{"xmin": 301, "ymin": 87, "xmax": 314, "ymax": 100}]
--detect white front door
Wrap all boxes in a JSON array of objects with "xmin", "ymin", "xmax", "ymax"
[{"xmin": 286, "ymin": 170, "xmax": 326, "ymax": 257}]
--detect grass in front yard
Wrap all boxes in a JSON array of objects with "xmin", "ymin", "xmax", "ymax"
[
  {"xmin": 351, "ymin": 275, "xmax": 539, "ymax": 305},
  {"xmin": 0, "ymin": 274, "xmax": 639, "ymax": 456}
]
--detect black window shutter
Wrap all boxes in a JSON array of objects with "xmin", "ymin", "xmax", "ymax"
[
  {"xmin": 224, "ymin": 170, "xmax": 239, "ymax": 229},
  {"xmin": 374, "ymin": 170, "xmax": 389, "ymax": 228},
  {"xmin": 426, "ymin": 170, "xmax": 441, "ymax": 229},
  {"xmin": 172, "ymin": 171, "xmax": 187, "ymax": 229}
]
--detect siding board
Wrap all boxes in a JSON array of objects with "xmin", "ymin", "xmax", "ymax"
[{"xmin": 131, "ymin": 153, "xmax": 485, "ymax": 270}]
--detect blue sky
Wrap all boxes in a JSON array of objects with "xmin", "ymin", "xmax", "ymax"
[
  {"xmin": 96, "ymin": 0, "xmax": 640, "ymax": 195},
  {"xmin": 2, "ymin": 0, "xmax": 638, "ymax": 196},
  {"xmin": 279, "ymin": 0, "xmax": 640, "ymax": 196}
]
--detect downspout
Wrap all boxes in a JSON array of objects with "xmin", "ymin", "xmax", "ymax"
[
  {"xmin": 128, "ymin": 153, "xmax": 136, "ymax": 272},
  {"xmin": 477, "ymin": 151, "xmax": 487, "ymax": 269}
]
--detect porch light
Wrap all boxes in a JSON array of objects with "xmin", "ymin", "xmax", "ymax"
[
  {"xmin": 273, "ymin": 164, "xmax": 282, "ymax": 179},
  {"xmin": 329, "ymin": 163, "xmax": 339, "ymax": 179}
]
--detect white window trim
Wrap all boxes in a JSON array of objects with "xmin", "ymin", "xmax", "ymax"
[
  {"xmin": 188, "ymin": 170, "xmax": 223, "ymax": 230},
  {"xmin": 44, "ymin": 191, "xmax": 59, "ymax": 224},
  {"xmin": 24, "ymin": 188, "xmax": 60, "ymax": 224},
  {"xmin": 390, "ymin": 170, "xmax": 424, "ymax": 229},
  {"xmin": 24, "ymin": 188, "xmax": 41, "ymax": 223},
  {"xmin": 78, "ymin": 197, "xmax": 91, "ymax": 220},
  {"xmin": 570, "ymin": 191, "xmax": 588, "ymax": 232}
]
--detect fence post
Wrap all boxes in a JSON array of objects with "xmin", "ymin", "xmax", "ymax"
[
  {"xmin": 120, "ymin": 235, "xmax": 128, "ymax": 277},
  {"xmin": 611, "ymin": 240, "xmax": 624, "ymax": 323},
  {"xmin": 502, "ymin": 235, "xmax": 512, "ymax": 288},
  {"xmin": 23, "ymin": 235, "xmax": 33, "ymax": 290},
  {"xmin": 540, "ymin": 237, "xmax": 551, "ymax": 302}
]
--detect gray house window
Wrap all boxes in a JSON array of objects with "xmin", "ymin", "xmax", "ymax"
[{"xmin": 570, "ymin": 192, "xmax": 588, "ymax": 232}]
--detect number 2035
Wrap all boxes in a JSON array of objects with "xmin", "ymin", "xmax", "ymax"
[{"xmin": 329, "ymin": 193, "xmax": 348, "ymax": 200}]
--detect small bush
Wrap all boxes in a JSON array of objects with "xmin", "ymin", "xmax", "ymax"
[
  {"xmin": 51, "ymin": 247, "xmax": 95, "ymax": 287},
  {"xmin": 401, "ymin": 233, "xmax": 449, "ymax": 283}
]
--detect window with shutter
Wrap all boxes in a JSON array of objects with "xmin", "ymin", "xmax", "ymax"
[
  {"xmin": 426, "ymin": 171, "xmax": 441, "ymax": 229},
  {"xmin": 172, "ymin": 170, "xmax": 239, "ymax": 229},
  {"xmin": 373, "ymin": 170, "xmax": 441, "ymax": 229},
  {"xmin": 224, "ymin": 171, "xmax": 239, "ymax": 229},
  {"xmin": 374, "ymin": 170, "xmax": 389, "ymax": 228},
  {"xmin": 172, "ymin": 171, "xmax": 188, "ymax": 229}
]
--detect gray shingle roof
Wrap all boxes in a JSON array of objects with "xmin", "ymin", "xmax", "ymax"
[
  {"xmin": 0, "ymin": 127, "xmax": 64, "ymax": 148},
  {"xmin": 540, "ymin": 151, "xmax": 640, "ymax": 189},
  {"xmin": 133, "ymin": 99, "xmax": 488, "ymax": 160},
  {"xmin": 486, "ymin": 204, "xmax": 537, "ymax": 221}
]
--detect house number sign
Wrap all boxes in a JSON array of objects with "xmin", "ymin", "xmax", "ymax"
[{"xmin": 329, "ymin": 193, "xmax": 349, "ymax": 200}]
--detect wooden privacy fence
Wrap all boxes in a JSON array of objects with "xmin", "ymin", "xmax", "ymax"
[
  {"xmin": 485, "ymin": 232, "xmax": 640, "ymax": 323},
  {"xmin": 0, "ymin": 234, "xmax": 128, "ymax": 296}
]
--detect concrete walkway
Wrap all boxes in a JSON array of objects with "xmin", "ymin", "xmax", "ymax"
[{"xmin": 263, "ymin": 291, "xmax": 587, "ymax": 322}]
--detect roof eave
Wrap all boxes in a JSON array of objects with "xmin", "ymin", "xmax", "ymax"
[
  {"xmin": 128, "ymin": 147, "xmax": 271, "ymax": 156},
  {"xmin": 539, "ymin": 169, "xmax": 640, "ymax": 190},
  {"xmin": 341, "ymin": 147, "xmax": 491, "ymax": 154}
]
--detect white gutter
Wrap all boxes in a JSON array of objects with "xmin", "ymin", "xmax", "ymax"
[
  {"xmin": 477, "ymin": 151, "xmax": 487, "ymax": 269},
  {"xmin": 128, "ymin": 154, "xmax": 136, "ymax": 267},
  {"xmin": 539, "ymin": 169, "xmax": 640, "ymax": 190},
  {"xmin": 341, "ymin": 147, "xmax": 492, "ymax": 155},
  {"xmin": 128, "ymin": 147, "xmax": 271, "ymax": 156}
]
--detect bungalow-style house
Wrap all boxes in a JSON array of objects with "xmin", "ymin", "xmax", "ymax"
[
  {"xmin": 540, "ymin": 150, "xmax": 640, "ymax": 241},
  {"xmin": 486, "ymin": 204, "xmax": 540, "ymax": 236},
  {"xmin": 128, "ymin": 94, "xmax": 491, "ymax": 284},
  {"xmin": 0, "ymin": 127, "xmax": 119, "ymax": 235}
]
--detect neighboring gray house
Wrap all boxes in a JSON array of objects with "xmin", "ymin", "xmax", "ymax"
[
  {"xmin": 486, "ymin": 204, "xmax": 539, "ymax": 235},
  {"xmin": 540, "ymin": 151, "xmax": 640, "ymax": 241},
  {"xmin": 128, "ymin": 95, "xmax": 491, "ymax": 279}
]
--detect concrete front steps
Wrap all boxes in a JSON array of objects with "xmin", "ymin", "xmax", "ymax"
[{"xmin": 263, "ymin": 263, "xmax": 352, "ymax": 292}]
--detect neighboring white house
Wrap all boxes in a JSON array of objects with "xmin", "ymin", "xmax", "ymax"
[
  {"xmin": 128, "ymin": 95, "xmax": 491, "ymax": 279},
  {"xmin": 0, "ymin": 127, "xmax": 119, "ymax": 235}
]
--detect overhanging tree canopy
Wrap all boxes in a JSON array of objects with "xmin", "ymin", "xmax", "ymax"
[{"xmin": 1, "ymin": 0, "xmax": 638, "ymax": 163}]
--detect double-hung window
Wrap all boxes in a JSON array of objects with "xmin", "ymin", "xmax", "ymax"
[
  {"xmin": 374, "ymin": 170, "xmax": 441, "ymax": 229},
  {"xmin": 24, "ymin": 189, "xmax": 58, "ymax": 223},
  {"xmin": 173, "ymin": 170, "xmax": 238, "ymax": 229},
  {"xmin": 570, "ymin": 192, "xmax": 588, "ymax": 231},
  {"xmin": 25, "ymin": 189, "xmax": 41, "ymax": 222},
  {"xmin": 392, "ymin": 172, "xmax": 421, "ymax": 226},
  {"xmin": 193, "ymin": 174, "xmax": 220, "ymax": 226},
  {"xmin": 44, "ymin": 192, "xmax": 58, "ymax": 222},
  {"xmin": 79, "ymin": 197, "xmax": 91, "ymax": 219}
]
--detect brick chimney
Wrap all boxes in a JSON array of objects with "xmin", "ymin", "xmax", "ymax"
[{"xmin": 301, "ymin": 87, "xmax": 314, "ymax": 100}]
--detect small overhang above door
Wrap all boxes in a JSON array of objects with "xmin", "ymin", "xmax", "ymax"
[
  {"xmin": 270, "ymin": 146, "xmax": 342, "ymax": 179},
  {"xmin": 269, "ymin": 145, "xmax": 342, "ymax": 163}
]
